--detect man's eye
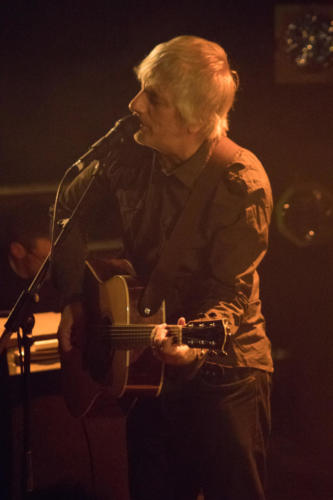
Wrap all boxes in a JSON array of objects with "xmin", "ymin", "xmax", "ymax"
[
  {"xmin": 148, "ymin": 93, "xmax": 159, "ymax": 104},
  {"xmin": 145, "ymin": 89, "xmax": 160, "ymax": 105}
]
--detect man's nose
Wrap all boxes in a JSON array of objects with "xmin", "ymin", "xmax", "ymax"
[{"xmin": 129, "ymin": 89, "xmax": 145, "ymax": 114}]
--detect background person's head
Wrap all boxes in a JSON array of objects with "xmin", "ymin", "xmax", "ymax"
[{"xmin": 4, "ymin": 200, "xmax": 51, "ymax": 280}]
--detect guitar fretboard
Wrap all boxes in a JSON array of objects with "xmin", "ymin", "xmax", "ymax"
[
  {"xmin": 89, "ymin": 322, "xmax": 222, "ymax": 350},
  {"xmin": 91, "ymin": 324, "xmax": 181, "ymax": 348}
]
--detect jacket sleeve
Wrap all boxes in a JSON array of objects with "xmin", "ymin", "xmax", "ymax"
[{"xmin": 194, "ymin": 157, "xmax": 273, "ymax": 336}]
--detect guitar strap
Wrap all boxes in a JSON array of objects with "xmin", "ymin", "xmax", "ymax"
[{"xmin": 138, "ymin": 135, "xmax": 242, "ymax": 317}]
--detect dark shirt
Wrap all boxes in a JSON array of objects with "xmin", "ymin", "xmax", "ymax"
[{"xmin": 53, "ymin": 136, "xmax": 273, "ymax": 372}]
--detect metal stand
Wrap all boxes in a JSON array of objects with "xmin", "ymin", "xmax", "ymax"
[{"xmin": 17, "ymin": 315, "xmax": 35, "ymax": 496}]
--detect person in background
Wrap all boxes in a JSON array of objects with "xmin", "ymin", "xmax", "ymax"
[{"xmin": 0, "ymin": 199, "xmax": 59, "ymax": 313}]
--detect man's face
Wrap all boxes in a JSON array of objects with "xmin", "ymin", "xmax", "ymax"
[{"xmin": 128, "ymin": 83, "xmax": 189, "ymax": 162}]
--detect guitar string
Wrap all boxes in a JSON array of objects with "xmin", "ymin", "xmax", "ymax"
[
  {"xmin": 95, "ymin": 332, "xmax": 218, "ymax": 346},
  {"xmin": 89, "ymin": 326, "xmax": 216, "ymax": 333},
  {"xmin": 89, "ymin": 327, "xmax": 219, "ymax": 338},
  {"xmin": 88, "ymin": 325, "xmax": 221, "ymax": 345}
]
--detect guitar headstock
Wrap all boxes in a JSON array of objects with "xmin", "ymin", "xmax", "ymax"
[{"xmin": 182, "ymin": 320, "xmax": 225, "ymax": 350}]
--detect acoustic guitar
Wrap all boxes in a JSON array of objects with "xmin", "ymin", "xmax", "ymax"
[{"xmin": 59, "ymin": 262, "xmax": 225, "ymax": 417}]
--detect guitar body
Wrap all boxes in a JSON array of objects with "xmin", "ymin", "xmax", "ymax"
[
  {"xmin": 61, "ymin": 262, "xmax": 166, "ymax": 418},
  {"xmin": 96, "ymin": 272, "xmax": 166, "ymax": 399}
]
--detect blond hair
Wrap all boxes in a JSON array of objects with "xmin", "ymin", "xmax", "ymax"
[{"xmin": 134, "ymin": 35, "xmax": 239, "ymax": 139}]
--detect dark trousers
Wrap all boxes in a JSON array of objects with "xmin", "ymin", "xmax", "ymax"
[{"xmin": 126, "ymin": 366, "xmax": 272, "ymax": 500}]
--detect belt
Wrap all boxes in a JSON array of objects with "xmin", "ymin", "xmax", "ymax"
[{"xmin": 198, "ymin": 362, "xmax": 255, "ymax": 385}]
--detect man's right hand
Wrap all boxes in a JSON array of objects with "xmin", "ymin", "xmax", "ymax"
[{"xmin": 57, "ymin": 301, "xmax": 86, "ymax": 354}]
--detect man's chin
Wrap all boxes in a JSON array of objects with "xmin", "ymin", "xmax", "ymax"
[{"xmin": 133, "ymin": 129, "xmax": 147, "ymax": 146}]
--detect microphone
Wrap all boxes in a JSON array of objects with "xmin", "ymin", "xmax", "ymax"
[{"xmin": 72, "ymin": 114, "xmax": 140, "ymax": 172}]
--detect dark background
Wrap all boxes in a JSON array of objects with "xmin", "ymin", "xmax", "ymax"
[{"xmin": 1, "ymin": 0, "xmax": 332, "ymax": 498}]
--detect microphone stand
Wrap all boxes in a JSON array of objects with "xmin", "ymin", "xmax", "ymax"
[{"xmin": 0, "ymin": 160, "xmax": 101, "ymax": 498}]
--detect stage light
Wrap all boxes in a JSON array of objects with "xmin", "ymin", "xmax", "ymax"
[
  {"xmin": 284, "ymin": 12, "xmax": 333, "ymax": 72},
  {"xmin": 275, "ymin": 4, "xmax": 333, "ymax": 83},
  {"xmin": 276, "ymin": 182, "xmax": 333, "ymax": 247}
]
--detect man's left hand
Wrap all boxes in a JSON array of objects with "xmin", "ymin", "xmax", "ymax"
[{"xmin": 152, "ymin": 317, "xmax": 199, "ymax": 365}]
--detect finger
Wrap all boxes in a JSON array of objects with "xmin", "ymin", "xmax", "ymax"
[{"xmin": 152, "ymin": 323, "xmax": 167, "ymax": 343}]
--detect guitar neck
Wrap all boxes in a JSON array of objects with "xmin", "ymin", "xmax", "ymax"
[
  {"xmin": 91, "ymin": 320, "xmax": 224, "ymax": 351},
  {"xmin": 92, "ymin": 324, "xmax": 181, "ymax": 349}
]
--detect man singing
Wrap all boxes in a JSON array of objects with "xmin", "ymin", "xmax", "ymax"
[{"xmin": 53, "ymin": 35, "xmax": 273, "ymax": 500}]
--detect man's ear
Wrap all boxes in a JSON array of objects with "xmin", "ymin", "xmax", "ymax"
[
  {"xmin": 187, "ymin": 122, "xmax": 200, "ymax": 134},
  {"xmin": 9, "ymin": 241, "xmax": 27, "ymax": 260},
  {"xmin": 187, "ymin": 121, "xmax": 204, "ymax": 136}
]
